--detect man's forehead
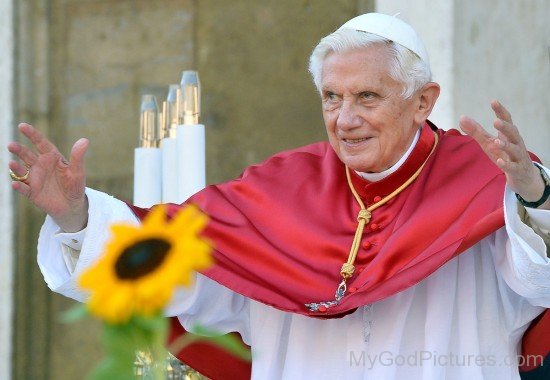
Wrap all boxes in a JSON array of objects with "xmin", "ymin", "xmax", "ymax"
[
  {"xmin": 320, "ymin": 48, "xmax": 393, "ymax": 90},
  {"xmin": 321, "ymin": 76, "xmax": 388, "ymax": 95}
]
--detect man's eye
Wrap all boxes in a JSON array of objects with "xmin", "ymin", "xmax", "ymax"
[
  {"xmin": 360, "ymin": 92, "xmax": 375, "ymax": 100},
  {"xmin": 322, "ymin": 93, "xmax": 340, "ymax": 111},
  {"xmin": 324, "ymin": 92, "xmax": 338, "ymax": 101}
]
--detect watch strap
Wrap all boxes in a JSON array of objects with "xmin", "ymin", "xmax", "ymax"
[{"xmin": 515, "ymin": 164, "xmax": 550, "ymax": 208}]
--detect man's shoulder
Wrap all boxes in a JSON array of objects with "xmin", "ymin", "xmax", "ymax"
[
  {"xmin": 424, "ymin": 126, "xmax": 503, "ymax": 182},
  {"xmin": 268, "ymin": 141, "xmax": 333, "ymax": 160},
  {"xmin": 237, "ymin": 141, "xmax": 338, "ymax": 181},
  {"xmin": 439, "ymin": 128, "xmax": 492, "ymax": 161},
  {"xmin": 440, "ymin": 127, "xmax": 476, "ymax": 145},
  {"xmin": 250, "ymin": 141, "xmax": 334, "ymax": 169}
]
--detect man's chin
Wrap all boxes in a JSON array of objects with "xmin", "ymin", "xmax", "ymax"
[{"xmin": 343, "ymin": 159, "xmax": 380, "ymax": 174}]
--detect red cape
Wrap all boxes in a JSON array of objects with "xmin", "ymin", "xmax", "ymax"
[{"xmin": 129, "ymin": 123, "xmax": 548, "ymax": 379}]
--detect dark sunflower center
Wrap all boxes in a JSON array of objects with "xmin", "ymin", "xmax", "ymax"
[{"xmin": 115, "ymin": 238, "xmax": 171, "ymax": 279}]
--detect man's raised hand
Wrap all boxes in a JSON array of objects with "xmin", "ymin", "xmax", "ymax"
[
  {"xmin": 8, "ymin": 123, "xmax": 90, "ymax": 231},
  {"xmin": 459, "ymin": 100, "xmax": 549, "ymax": 210}
]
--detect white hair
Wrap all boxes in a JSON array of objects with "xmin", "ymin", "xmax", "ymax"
[{"xmin": 308, "ymin": 28, "xmax": 432, "ymax": 99}]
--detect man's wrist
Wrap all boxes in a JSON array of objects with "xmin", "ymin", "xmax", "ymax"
[
  {"xmin": 54, "ymin": 196, "xmax": 89, "ymax": 232},
  {"xmin": 516, "ymin": 164, "xmax": 550, "ymax": 209}
]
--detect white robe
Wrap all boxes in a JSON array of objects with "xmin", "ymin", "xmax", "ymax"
[{"xmin": 37, "ymin": 173, "xmax": 550, "ymax": 380}]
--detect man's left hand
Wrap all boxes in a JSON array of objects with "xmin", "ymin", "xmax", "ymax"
[{"xmin": 459, "ymin": 100, "xmax": 549, "ymax": 210}]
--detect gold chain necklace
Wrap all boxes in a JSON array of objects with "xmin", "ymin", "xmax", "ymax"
[{"xmin": 305, "ymin": 132, "xmax": 439, "ymax": 312}]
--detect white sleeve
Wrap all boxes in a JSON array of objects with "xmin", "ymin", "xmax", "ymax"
[
  {"xmin": 53, "ymin": 228, "xmax": 87, "ymax": 273},
  {"xmin": 37, "ymin": 187, "xmax": 139, "ymax": 302},
  {"xmin": 37, "ymin": 187, "xmax": 251, "ymax": 339},
  {"xmin": 496, "ymin": 166, "xmax": 550, "ymax": 307},
  {"xmin": 168, "ymin": 275, "xmax": 251, "ymax": 344},
  {"xmin": 523, "ymin": 206, "xmax": 550, "ymax": 248}
]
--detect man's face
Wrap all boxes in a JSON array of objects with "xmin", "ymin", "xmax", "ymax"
[{"xmin": 321, "ymin": 45, "xmax": 423, "ymax": 173}]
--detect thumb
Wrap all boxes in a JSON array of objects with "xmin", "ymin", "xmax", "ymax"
[{"xmin": 69, "ymin": 138, "xmax": 89, "ymax": 173}]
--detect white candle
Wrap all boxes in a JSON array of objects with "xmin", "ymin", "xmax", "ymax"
[
  {"xmin": 177, "ymin": 124, "xmax": 205, "ymax": 202},
  {"xmin": 161, "ymin": 138, "xmax": 179, "ymax": 203},
  {"xmin": 134, "ymin": 147, "xmax": 162, "ymax": 208},
  {"xmin": 176, "ymin": 70, "xmax": 206, "ymax": 202},
  {"xmin": 133, "ymin": 94, "xmax": 162, "ymax": 207}
]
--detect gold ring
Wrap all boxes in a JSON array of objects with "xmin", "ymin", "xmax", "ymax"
[{"xmin": 9, "ymin": 167, "xmax": 30, "ymax": 182}]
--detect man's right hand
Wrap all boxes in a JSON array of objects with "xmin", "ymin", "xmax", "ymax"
[{"xmin": 8, "ymin": 123, "xmax": 89, "ymax": 232}]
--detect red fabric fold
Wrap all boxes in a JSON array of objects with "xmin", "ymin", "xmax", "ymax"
[
  {"xmin": 167, "ymin": 318, "xmax": 251, "ymax": 380},
  {"xmin": 519, "ymin": 311, "xmax": 550, "ymax": 373}
]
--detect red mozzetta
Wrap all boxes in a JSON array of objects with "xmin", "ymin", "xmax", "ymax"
[{"xmin": 129, "ymin": 122, "xmax": 547, "ymax": 379}]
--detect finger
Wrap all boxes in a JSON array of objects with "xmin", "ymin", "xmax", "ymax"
[
  {"xmin": 459, "ymin": 115, "xmax": 494, "ymax": 143},
  {"xmin": 8, "ymin": 160, "xmax": 29, "ymax": 177},
  {"xmin": 460, "ymin": 116, "xmax": 507, "ymax": 163},
  {"xmin": 494, "ymin": 119, "xmax": 523, "ymax": 146},
  {"xmin": 493, "ymin": 137, "xmax": 524, "ymax": 163},
  {"xmin": 495, "ymin": 157, "xmax": 512, "ymax": 172},
  {"xmin": 495, "ymin": 156, "xmax": 525, "ymax": 175},
  {"xmin": 11, "ymin": 181, "xmax": 31, "ymax": 198},
  {"xmin": 7, "ymin": 142, "xmax": 38, "ymax": 166},
  {"xmin": 18, "ymin": 123, "xmax": 58, "ymax": 154},
  {"xmin": 68, "ymin": 138, "xmax": 89, "ymax": 173},
  {"xmin": 491, "ymin": 100, "xmax": 513, "ymax": 124}
]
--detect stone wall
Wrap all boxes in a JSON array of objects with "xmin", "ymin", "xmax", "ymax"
[
  {"xmin": 12, "ymin": 1, "xmax": 367, "ymax": 379},
  {"xmin": 453, "ymin": 0, "xmax": 550, "ymax": 164},
  {"xmin": 0, "ymin": 0, "xmax": 14, "ymax": 379}
]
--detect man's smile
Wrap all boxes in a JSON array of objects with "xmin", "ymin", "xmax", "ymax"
[{"xmin": 342, "ymin": 136, "xmax": 373, "ymax": 147}]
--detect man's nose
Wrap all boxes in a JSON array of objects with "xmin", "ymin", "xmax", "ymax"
[{"xmin": 336, "ymin": 101, "xmax": 362, "ymax": 130}]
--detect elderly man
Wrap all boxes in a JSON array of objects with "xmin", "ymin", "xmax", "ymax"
[{"xmin": 8, "ymin": 13, "xmax": 550, "ymax": 380}]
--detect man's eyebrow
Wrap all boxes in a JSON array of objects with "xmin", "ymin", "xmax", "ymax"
[
  {"xmin": 321, "ymin": 87, "xmax": 337, "ymax": 94},
  {"xmin": 352, "ymin": 89, "xmax": 378, "ymax": 96}
]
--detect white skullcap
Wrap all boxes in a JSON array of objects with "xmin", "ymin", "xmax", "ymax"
[{"xmin": 339, "ymin": 13, "xmax": 429, "ymax": 64}]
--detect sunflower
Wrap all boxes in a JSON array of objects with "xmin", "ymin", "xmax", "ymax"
[{"xmin": 78, "ymin": 204, "xmax": 213, "ymax": 324}]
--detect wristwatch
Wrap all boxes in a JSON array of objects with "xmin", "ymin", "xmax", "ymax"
[{"xmin": 515, "ymin": 164, "xmax": 550, "ymax": 208}]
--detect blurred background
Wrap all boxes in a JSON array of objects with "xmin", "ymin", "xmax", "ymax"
[{"xmin": 0, "ymin": 0, "xmax": 548, "ymax": 379}]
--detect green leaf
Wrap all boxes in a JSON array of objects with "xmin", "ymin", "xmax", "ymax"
[
  {"xmin": 169, "ymin": 324, "xmax": 251, "ymax": 361},
  {"xmin": 132, "ymin": 314, "xmax": 166, "ymax": 330},
  {"xmin": 196, "ymin": 333, "xmax": 251, "ymax": 361},
  {"xmin": 87, "ymin": 358, "xmax": 135, "ymax": 380},
  {"xmin": 132, "ymin": 315, "xmax": 168, "ymax": 341},
  {"xmin": 102, "ymin": 323, "xmax": 142, "ymax": 360},
  {"xmin": 59, "ymin": 304, "xmax": 89, "ymax": 323}
]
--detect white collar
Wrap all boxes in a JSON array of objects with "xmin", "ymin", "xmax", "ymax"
[{"xmin": 356, "ymin": 128, "xmax": 421, "ymax": 182}]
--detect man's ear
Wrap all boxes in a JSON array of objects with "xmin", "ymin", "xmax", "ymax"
[{"xmin": 414, "ymin": 82, "xmax": 440, "ymax": 125}]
